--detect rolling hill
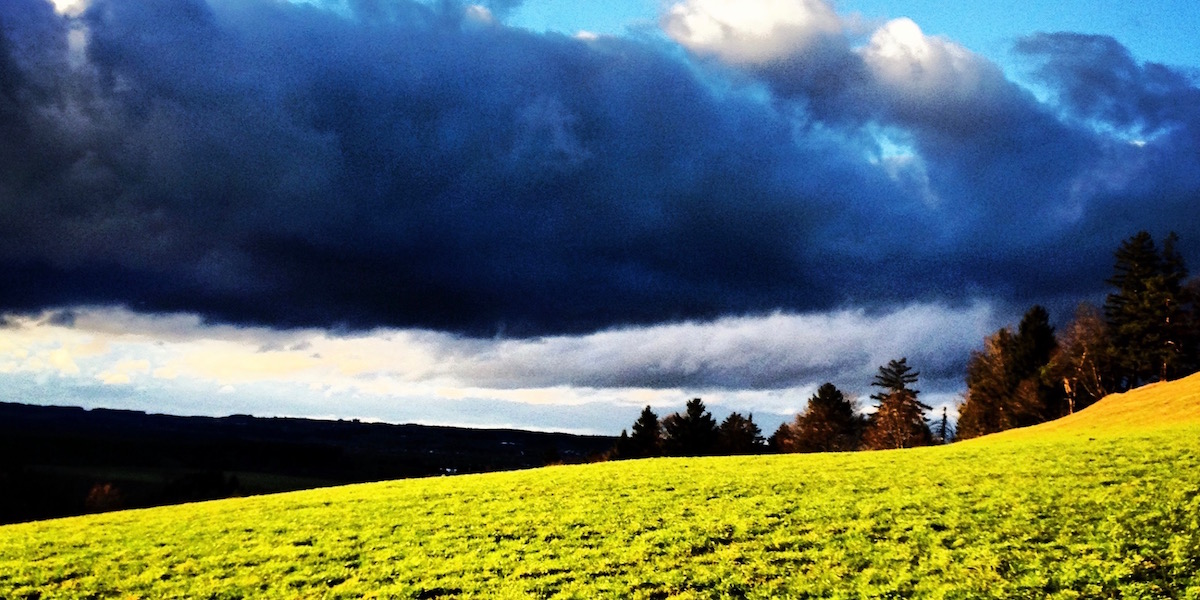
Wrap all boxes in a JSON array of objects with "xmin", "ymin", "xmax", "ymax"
[{"xmin": 1, "ymin": 375, "xmax": 1198, "ymax": 598}]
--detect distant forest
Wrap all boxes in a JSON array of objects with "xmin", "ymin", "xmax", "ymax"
[{"xmin": 610, "ymin": 231, "xmax": 1200, "ymax": 458}]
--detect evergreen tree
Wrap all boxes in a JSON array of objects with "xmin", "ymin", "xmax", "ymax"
[
  {"xmin": 716, "ymin": 412, "xmax": 765, "ymax": 455},
  {"xmin": 932, "ymin": 407, "xmax": 953, "ymax": 444},
  {"xmin": 791, "ymin": 382, "xmax": 863, "ymax": 452},
  {"xmin": 661, "ymin": 398, "xmax": 719, "ymax": 456},
  {"xmin": 870, "ymin": 358, "xmax": 920, "ymax": 401},
  {"xmin": 1184, "ymin": 277, "xmax": 1200, "ymax": 375},
  {"xmin": 768, "ymin": 422, "xmax": 797, "ymax": 453},
  {"xmin": 1013, "ymin": 306, "xmax": 1063, "ymax": 419},
  {"xmin": 862, "ymin": 389, "xmax": 933, "ymax": 450},
  {"xmin": 628, "ymin": 406, "xmax": 662, "ymax": 458},
  {"xmin": 863, "ymin": 359, "xmax": 932, "ymax": 450},
  {"xmin": 1104, "ymin": 231, "xmax": 1192, "ymax": 388},
  {"xmin": 610, "ymin": 430, "xmax": 634, "ymax": 460}
]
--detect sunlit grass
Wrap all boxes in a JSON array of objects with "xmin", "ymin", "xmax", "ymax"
[{"xmin": 2, "ymin": 374, "xmax": 1199, "ymax": 598}]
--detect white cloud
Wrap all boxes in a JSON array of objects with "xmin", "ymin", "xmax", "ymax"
[
  {"xmin": 49, "ymin": 0, "xmax": 90, "ymax": 17},
  {"xmin": 48, "ymin": 347, "xmax": 80, "ymax": 376},
  {"xmin": 663, "ymin": 1, "xmax": 1009, "ymax": 127},
  {"xmin": 96, "ymin": 359, "xmax": 150, "ymax": 385},
  {"xmin": 859, "ymin": 18, "xmax": 999, "ymax": 104},
  {"xmin": 436, "ymin": 302, "xmax": 995, "ymax": 391},
  {"xmin": 0, "ymin": 303, "xmax": 994, "ymax": 432},
  {"xmin": 464, "ymin": 4, "xmax": 495, "ymax": 26},
  {"xmin": 663, "ymin": 0, "xmax": 843, "ymax": 65}
]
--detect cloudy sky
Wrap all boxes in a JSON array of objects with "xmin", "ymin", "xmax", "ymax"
[{"xmin": 2, "ymin": 0, "xmax": 1198, "ymax": 435}]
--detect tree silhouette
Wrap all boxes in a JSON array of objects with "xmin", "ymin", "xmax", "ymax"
[
  {"xmin": 789, "ymin": 383, "xmax": 863, "ymax": 452},
  {"xmin": 863, "ymin": 359, "xmax": 931, "ymax": 450},
  {"xmin": 716, "ymin": 412, "xmax": 765, "ymax": 455},
  {"xmin": 611, "ymin": 430, "xmax": 633, "ymax": 459},
  {"xmin": 932, "ymin": 406, "xmax": 954, "ymax": 444},
  {"xmin": 870, "ymin": 358, "xmax": 920, "ymax": 401},
  {"xmin": 957, "ymin": 306, "xmax": 1060, "ymax": 439},
  {"xmin": 1104, "ymin": 231, "xmax": 1194, "ymax": 388},
  {"xmin": 627, "ymin": 406, "xmax": 662, "ymax": 458},
  {"xmin": 768, "ymin": 422, "xmax": 797, "ymax": 453},
  {"xmin": 661, "ymin": 398, "xmax": 719, "ymax": 456}
]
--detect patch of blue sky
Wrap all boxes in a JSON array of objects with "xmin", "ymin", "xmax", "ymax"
[
  {"xmin": 841, "ymin": 0, "xmax": 1200, "ymax": 69},
  {"xmin": 506, "ymin": 0, "xmax": 1200, "ymax": 69},
  {"xmin": 506, "ymin": 0, "xmax": 664, "ymax": 36}
]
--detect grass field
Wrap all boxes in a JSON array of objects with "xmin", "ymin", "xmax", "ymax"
[{"xmin": 2, "ymin": 375, "xmax": 1199, "ymax": 598}]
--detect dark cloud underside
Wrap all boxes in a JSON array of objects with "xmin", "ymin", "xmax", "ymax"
[{"xmin": 1, "ymin": 0, "xmax": 1198, "ymax": 335}]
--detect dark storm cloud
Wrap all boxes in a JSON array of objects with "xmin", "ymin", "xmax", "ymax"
[
  {"xmin": 666, "ymin": 4, "xmax": 1200, "ymax": 314},
  {"xmin": 1015, "ymin": 33, "xmax": 1200, "ymax": 133},
  {"xmin": 1012, "ymin": 32, "xmax": 1200, "ymax": 273},
  {"xmin": 1, "ymin": 0, "xmax": 1198, "ymax": 338}
]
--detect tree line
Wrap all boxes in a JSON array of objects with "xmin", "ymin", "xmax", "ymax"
[
  {"xmin": 610, "ymin": 231, "xmax": 1200, "ymax": 458},
  {"xmin": 956, "ymin": 231, "xmax": 1200, "ymax": 439},
  {"xmin": 610, "ymin": 357, "xmax": 939, "ymax": 459}
]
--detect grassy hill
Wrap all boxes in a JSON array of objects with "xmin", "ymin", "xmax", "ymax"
[{"xmin": 2, "ymin": 376, "xmax": 1199, "ymax": 598}]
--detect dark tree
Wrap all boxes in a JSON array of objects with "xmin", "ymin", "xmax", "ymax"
[
  {"xmin": 716, "ymin": 412, "xmax": 765, "ymax": 455},
  {"xmin": 84, "ymin": 483, "xmax": 124, "ymax": 513},
  {"xmin": 627, "ymin": 406, "xmax": 662, "ymax": 458},
  {"xmin": 957, "ymin": 306, "xmax": 1060, "ymax": 439},
  {"xmin": 863, "ymin": 359, "xmax": 932, "ymax": 449},
  {"xmin": 1184, "ymin": 277, "xmax": 1200, "ymax": 375},
  {"xmin": 790, "ymin": 383, "xmax": 863, "ymax": 452},
  {"xmin": 1104, "ymin": 231, "xmax": 1194, "ymax": 388},
  {"xmin": 932, "ymin": 406, "xmax": 954, "ymax": 444},
  {"xmin": 610, "ymin": 430, "xmax": 634, "ymax": 460},
  {"xmin": 870, "ymin": 358, "xmax": 920, "ymax": 401},
  {"xmin": 959, "ymin": 329, "xmax": 1014, "ymax": 438},
  {"xmin": 768, "ymin": 422, "xmax": 796, "ymax": 453},
  {"xmin": 661, "ymin": 398, "xmax": 719, "ymax": 456},
  {"xmin": 1013, "ymin": 306, "xmax": 1063, "ymax": 420}
]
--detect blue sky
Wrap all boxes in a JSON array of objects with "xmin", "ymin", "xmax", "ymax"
[
  {"xmin": 2, "ymin": 0, "xmax": 1199, "ymax": 435},
  {"xmin": 510, "ymin": 0, "xmax": 1200, "ymax": 69}
]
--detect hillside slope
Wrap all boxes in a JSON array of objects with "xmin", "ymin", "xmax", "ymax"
[
  {"xmin": 1, "ymin": 378, "xmax": 1198, "ymax": 598},
  {"xmin": 978, "ymin": 371, "xmax": 1200, "ymax": 442}
]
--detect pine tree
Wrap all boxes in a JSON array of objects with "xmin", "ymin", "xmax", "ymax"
[
  {"xmin": 716, "ymin": 412, "xmax": 765, "ymax": 455},
  {"xmin": 768, "ymin": 422, "xmax": 797, "ymax": 453},
  {"xmin": 791, "ymin": 382, "xmax": 863, "ymax": 452},
  {"xmin": 628, "ymin": 406, "xmax": 662, "ymax": 458},
  {"xmin": 863, "ymin": 389, "xmax": 932, "ymax": 450},
  {"xmin": 863, "ymin": 359, "xmax": 932, "ymax": 450},
  {"xmin": 661, "ymin": 398, "xmax": 719, "ymax": 456},
  {"xmin": 1105, "ymin": 231, "xmax": 1191, "ymax": 388},
  {"xmin": 610, "ymin": 430, "xmax": 633, "ymax": 460},
  {"xmin": 932, "ymin": 406, "xmax": 953, "ymax": 444},
  {"xmin": 870, "ymin": 358, "xmax": 920, "ymax": 401}
]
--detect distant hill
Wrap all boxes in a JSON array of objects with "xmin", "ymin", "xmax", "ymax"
[{"xmin": 0, "ymin": 402, "xmax": 614, "ymax": 525}]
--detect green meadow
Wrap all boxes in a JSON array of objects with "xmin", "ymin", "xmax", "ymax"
[{"xmin": 3, "ymin": 375, "xmax": 1200, "ymax": 599}]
